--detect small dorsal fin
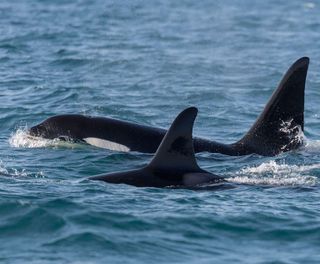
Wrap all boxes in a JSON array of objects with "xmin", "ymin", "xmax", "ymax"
[
  {"xmin": 148, "ymin": 107, "xmax": 201, "ymax": 171},
  {"xmin": 236, "ymin": 57, "xmax": 309, "ymax": 155}
]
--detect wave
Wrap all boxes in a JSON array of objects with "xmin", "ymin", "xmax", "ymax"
[{"xmin": 228, "ymin": 160, "xmax": 318, "ymax": 186}]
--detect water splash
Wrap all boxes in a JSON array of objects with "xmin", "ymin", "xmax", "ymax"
[
  {"xmin": 0, "ymin": 160, "xmax": 33, "ymax": 177},
  {"xmin": 0, "ymin": 162, "xmax": 12, "ymax": 176},
  {"xmin": 10, "ymin": 127, "xmax": 53, "ymax": 148},
  {"xmin": 228, "ymin": 160, "xmax": 318, "ymax": 186},
  {"xmin": 279, "ymin": 120, "xmax": 304, "ymax": 151},
  {"xmin": 9, "ymin": 127, "xmax": 81, "ymax": 149}
]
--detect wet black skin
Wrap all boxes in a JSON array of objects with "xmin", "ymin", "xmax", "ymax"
[
  {"xmin": 90, "ymin": 168, "xmax": 225, "ymax": 188},
  {"xmin": 89, "ymin": 107, "xmax": 226, "ymax": 188},
  {"xmin": 29, "ymin": 114, "xmax": 241, "ymax": 154},
  {"xmin": 29, "ymin": 57, "xmax": 309, "ymax": 156}
]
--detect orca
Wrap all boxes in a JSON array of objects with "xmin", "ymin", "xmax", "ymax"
[
  {"xmin": 89, "ymin": 107, "xmax": 225, "ymax": 188},
  {"xmin": 29, "ymin": 57, "xmax": 309, "ymax": 156}
]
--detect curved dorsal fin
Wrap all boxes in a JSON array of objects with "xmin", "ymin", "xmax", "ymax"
[
  {"xmin": 237, "ymin": 57, "xmax": 309, "ymax": 155},
  {"xmin": 148, "ymin": 107, "xmax": 201, "ymax": 171}
]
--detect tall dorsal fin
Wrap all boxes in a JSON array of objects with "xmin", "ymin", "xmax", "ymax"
[
  {"xmin": 148, "ymin": 107, "xmax": 201, "ymax": 171},
  {"xmin": 236, "ymin": 57, "xmax": 309, "ymax": 155}
]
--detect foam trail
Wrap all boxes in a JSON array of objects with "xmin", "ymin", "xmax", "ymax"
[{"xmin": 228, "ymin": 160, "xmax": 318, "ymax": 186}]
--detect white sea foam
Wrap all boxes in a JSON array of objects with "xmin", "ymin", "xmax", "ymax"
[
  {"xmin": 228, "ymin": 160, "xmax": 318, "ymax": 186},
  {"xmin": 279, "ymin": 121, "xmax": 304, "ymax": 151},
  {"xmin": 9, "ymin": 128, "xmax": 55, "ymax": 148},
  {"xmin": 0, "ymin": 161, "xmax": 29, "ymax": 177},
  {"xmin": 10, "ymin": 127, "xmax": 131, "ymax": 152},
  {"xmin": 0, "ymin": 162, "xmax": 10, "ymax": 176},
  {"xmin": 9, "ymin": 127, "xmax": 76, "ymax": 148}
]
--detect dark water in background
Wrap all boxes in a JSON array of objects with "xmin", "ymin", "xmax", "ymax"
[{"xmin": 1, "ymin": 0, "xmax": 320, "ymax": 263}]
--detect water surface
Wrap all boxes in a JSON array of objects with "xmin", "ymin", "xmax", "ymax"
[{"xmin": 1, "ymin": 0, "xmax": 320, "ymax": 263}]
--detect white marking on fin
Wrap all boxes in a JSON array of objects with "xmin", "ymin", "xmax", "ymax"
[{"xmin": 84, "ymin": 137, "xmax": 130, "ymax": 152}]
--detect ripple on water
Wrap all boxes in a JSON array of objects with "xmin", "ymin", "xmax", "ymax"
[
  {"xmin": 1, "ymin": 0, "xmax": 320, "ymax": 263},
  {"xmin": 0, "ymin": 207, "xmax": 66, "ymax": 236}
]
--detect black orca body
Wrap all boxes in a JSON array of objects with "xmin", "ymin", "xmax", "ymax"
[
  {"xmin": 90, "ymin": 107, "xmax": 225, "ymax": 188},
  {"xmin": 29, "ymin": 57, "xmax": 309, "ymax": 156}
]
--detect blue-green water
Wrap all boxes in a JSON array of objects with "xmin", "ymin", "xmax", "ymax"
[{"xmin": 1, "ymin": 0, "xmax": 320, "ymax": 263}]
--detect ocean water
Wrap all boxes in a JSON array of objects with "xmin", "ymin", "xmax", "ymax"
[{"xmin": 1, "ymin": 0, "xmax": 320, "ymax": 263}]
